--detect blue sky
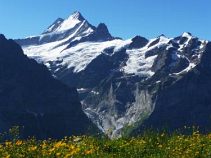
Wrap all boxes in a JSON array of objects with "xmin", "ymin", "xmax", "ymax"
[{"xmin": 0, "ymin": 0, "xmax": 210, "ymax": 40}]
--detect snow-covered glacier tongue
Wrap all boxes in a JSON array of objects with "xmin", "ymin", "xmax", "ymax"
[{"xmin": 15, "ymin": 11, "xmax": 209, "ymax": 138}]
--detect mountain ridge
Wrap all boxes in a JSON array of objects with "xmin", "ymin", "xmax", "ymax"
[
  {"xmin": 15, "ymin": 11, "xmax": 211, "ymax": 138},
  {"xmin": 0, "ymin": 34, "xmax": 96, "ymax": 139}
]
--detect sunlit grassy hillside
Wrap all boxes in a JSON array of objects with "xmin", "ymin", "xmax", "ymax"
[{"xmin": 0, "ymin": 127, "xmax": 211, "ymax": 158}]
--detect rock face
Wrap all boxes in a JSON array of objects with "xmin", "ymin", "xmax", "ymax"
[
  {"xmin": 137, "ymin": 42, "xmax": 211, "ymax": 132},
  {"xmin": 0, "ymin": 34, "xmax": 95, "ymax": 139},
  {"xmin": 15, "ymin": 11, "xmax": 211, "ymax": 138}
]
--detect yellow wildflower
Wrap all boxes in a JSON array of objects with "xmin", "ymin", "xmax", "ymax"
[
  {"xmin": 5, "ymin": 141, "xmax": 12, "ymax": 147},
  {"xmin": 85, "ymin": 149, "xmax": 94, "ymax": 155},
  {"xmin": 54, "ymin": 141, "xmax": 66, "ymax": 148},
  {"xmin": 69, "ymin": 144, "xmax": 76, "ymax": 150},
  {"xmin": 16, "ymin": 140, "xmax": 23, "ymax": 146},
  {"xmin": 49, "ymin": 147, "xmax": 55, "ymax": 153},
  {"xmin": 42, "ymin": 143, "xmax": 46, "ymax": 149},
  {"xmin": 64, "ymin": 153, "xmax": 72, "ymax": 158},
  {"xmin": 28, "ymin": 146, "xmax": 37, "ymax": 151}
]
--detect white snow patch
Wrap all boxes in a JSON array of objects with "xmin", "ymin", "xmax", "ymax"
[
  {"xmin": 61, "ymin": 39, "xmax": 128, "ymax": 72},
  {"xmin": 91, "ymin": 90, "xmax": 100, "ymax": 95},
  {"xmin": 23, "ymin": 37, "xmax": 128, "ymax": 73},
  {"xmin": 173, "ymin": 62, "xmax": 196, "ymax": 75},
  {"xmin": 123, "ymin": 49, "xmax": 157, "ymax": 77},
  {"xmin": 123, "ymin": 36, "xmax": 170, "ymax": 77},
  {"xmin": 77, "ymin": 88, "xmax": 89, "ymax": 93}
]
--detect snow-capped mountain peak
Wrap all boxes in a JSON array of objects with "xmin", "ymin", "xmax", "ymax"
[
  {"xmin": 182, "ymin": 32, "xmax": 192, "ymax": 38},
  {"xmin": 70, "ymin": 11, "xmax": 85, "ymax": 21},
  {"xmin": 45, "ymin": 11, "xmax": 86, "ymax": 34},
  {"xmin": 158, "ymin": 34, "xmax": 166, "ymax": 38},
  {"xmin": 16, "ymin": 11, "xmax": 95, "ymax": 47},
  {"xmin": 158, "ymin": 35, "xmax": 169, "ymax": 43},
  {"xmin": 15, "ymin": 12, "xmax": 210, "ymax": 139}
]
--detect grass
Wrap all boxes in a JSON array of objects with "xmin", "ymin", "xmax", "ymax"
[{"xmin": 1, "ymin": 127, "xmax": 211, "ymax": 157}]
